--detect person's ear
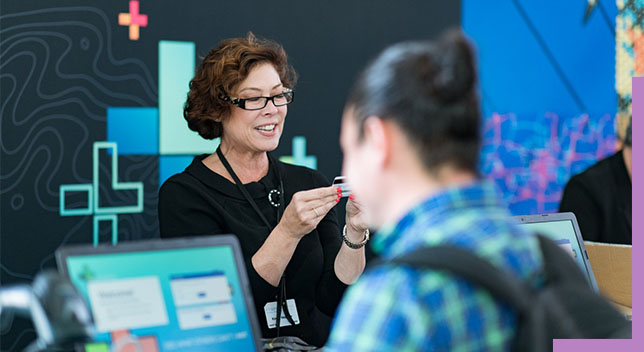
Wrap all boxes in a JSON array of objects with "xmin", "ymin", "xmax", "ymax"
[{"xmin": 362, "ymin": 116, "xmax": 391, "ymax": 169}]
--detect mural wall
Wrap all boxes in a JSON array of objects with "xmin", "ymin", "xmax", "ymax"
[
  {"xmin": 3, "ymin": 0, "xmax": 640, "ymax": 349},
  {"xmin": 0, "ymin": 0, "xmax": 460, "ymax": 349},
  {"xmin": 464, "ymin": 0, "xmax": 640, "ymax": 215}
]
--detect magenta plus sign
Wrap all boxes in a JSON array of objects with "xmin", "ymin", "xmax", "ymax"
[
  {"xmin": 119, "ymin": 0, "xmax": 148, "ymax": 40},
  {"xmin": 128, "ymin": 0, "xmax": 148, "ymax": 27}
]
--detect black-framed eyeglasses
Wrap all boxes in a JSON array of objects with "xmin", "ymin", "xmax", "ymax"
[{"xmin": 220, "ymin": 89, "xmax": 294, "ymax": 111}]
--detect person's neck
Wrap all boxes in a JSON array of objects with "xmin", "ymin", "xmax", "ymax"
[
  {"xmin": 623, "ymin": 146, "xmax": 632, "ymax": 180},
  {"xmin": 377, "ymin": 166, "xmax": 477, "ymax": 229},
  {"xmin": 212, "ymin": 141, "xmax": 269, "ymax": 184}
]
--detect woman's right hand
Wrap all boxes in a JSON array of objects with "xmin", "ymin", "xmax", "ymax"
[{"xmin": 278, "ymin": 186, "xmax": 341, "ymax": 239}]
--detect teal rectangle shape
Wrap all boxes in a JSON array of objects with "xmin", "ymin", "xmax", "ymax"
[
  {"xmin": 159, "ymin": 41, "xmax": 216, "ymax": 155},
  {"xmin": 59, "ymin": 184, "xmax": 93, "ymax": 216}
]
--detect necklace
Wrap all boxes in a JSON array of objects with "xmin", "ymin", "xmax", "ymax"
[{"xmin": 215, "ymin": 147, "xmax": 284, "ymax": 226}]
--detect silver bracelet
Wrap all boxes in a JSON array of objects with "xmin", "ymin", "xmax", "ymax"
[{"xmin": 342, "ymin": 225, "xmax": 369, "ymax": 249}]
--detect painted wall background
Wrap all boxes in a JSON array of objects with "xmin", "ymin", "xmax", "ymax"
[
  {"xmin": 464, "ymin": 0, "xmax": 639, "ymax": 215},
  {"xmin": 0, "ymin": 0, "xmax": 460, "ymax": 349},
  {"xmin": 3, "ymin": 0, "xmax": 640, "ymax": 349}
]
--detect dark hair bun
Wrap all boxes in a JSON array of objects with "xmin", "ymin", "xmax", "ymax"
[{"xmin": 432, "ymin": 31, "xmax": 476, "ymax": 103}]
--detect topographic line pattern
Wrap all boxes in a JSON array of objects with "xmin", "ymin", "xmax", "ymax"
[{"xmin": 1, "ymin": 6, "xmax": 159, "ymax": 292}]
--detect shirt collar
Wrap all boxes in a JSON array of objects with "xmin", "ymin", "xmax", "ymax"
[
  {"xmin": 371, "ymin": 180, "xmax": 503, "ymax": 257},
  {"xmin": 186, "ymin": 153, "xmax": 279, "ymax": 200}
]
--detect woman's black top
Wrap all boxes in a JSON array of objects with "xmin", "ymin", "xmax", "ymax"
[
  {"xmin": 158, "ymin": 154, "xmax": 347, "ymax": 346},
  {"xmin": 559, "ymin": 150, "xmax": 632, "ymax": 244}
]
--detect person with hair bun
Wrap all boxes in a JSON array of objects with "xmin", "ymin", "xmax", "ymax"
[
  {"xmin": 158, "ymin": 33, "xmax": 367, "ymax": 347},
  {"xmin": 325, "ymin": 30, "xmax": 543, "ymax": 351}
]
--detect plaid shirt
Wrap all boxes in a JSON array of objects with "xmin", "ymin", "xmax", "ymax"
[{"xmin": 326, "ymin": 181, "xmax": 543, "ymax": 351}]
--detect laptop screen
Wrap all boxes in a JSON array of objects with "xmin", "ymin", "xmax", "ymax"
[
  {"xmin": 57, "ymin": 236, "xmax": 261, "ymax": 352},
  {"xmin": 515, "ymin": 213, "xmax": 598, "ymax": 291}
]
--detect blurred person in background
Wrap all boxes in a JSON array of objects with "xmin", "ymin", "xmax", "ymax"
[{"xmin": 559, "ymin": 116, "xmax": 632, "ymax": 244}]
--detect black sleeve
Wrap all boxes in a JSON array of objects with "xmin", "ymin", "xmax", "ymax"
[
  {"xmin": 308, "ymin": 172, "xmax": 348, "ymax": 316},
  {"xmin": 158, "ymin": 178, "xmax": 222, "ymax": 238},
  {"xmin": 559, "ymin": 176, "xmax": 603, "ymax": 242}
]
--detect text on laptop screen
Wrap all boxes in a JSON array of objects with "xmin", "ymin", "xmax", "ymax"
[
  {"xmin": 65, "ymin": 245, "xmax": 256, "ymax": 352},
  {"xmin": 518, "ymin": 219, "xmax": 592, "ymax": 282}
]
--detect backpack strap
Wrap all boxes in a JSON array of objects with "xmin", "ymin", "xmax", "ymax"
[
  {"xmin": 375, "ymin": 244, "xmax": 534, "ymax": 313},
  {"xmin": 371, "ymin": 242, "xmax": 547, "ymax": 351},
  {"xmin": 371, "ymin": 235, "xmax": 632, "ymax": 350}
]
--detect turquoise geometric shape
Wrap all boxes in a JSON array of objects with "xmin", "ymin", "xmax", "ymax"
[
  {"xmin": 279, "ymin": 136, "xmax": 317, "ymax": 169},
  {"xmin": 93, "ymin": 214, "xmax": 118, "ymax": 247},
  {"xmin": 159, "ymin": 40, "xmax": 217, "ymax": 155},
  {"xmin": 107, "ymin": 107, "xmax": 159, "ymax": 155},
  {"xmin": 93, "ymin": 141, "xmax": 144, "ymax": 214},
  {"xmin": 59, "ymin": 141, "xmax": 144, "ymax": 246},
  {"xmin": 159, "ymin": 155, "xmax": 194, "ymax": 187},
  {"xmin": 59, "ymin": 184, "xmax": 93, "ymax": 216}
]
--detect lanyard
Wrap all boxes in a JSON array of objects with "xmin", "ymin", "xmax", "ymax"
[{"xmin": 216, "ymin": 147, "xmax": 296, "ymax": 336}]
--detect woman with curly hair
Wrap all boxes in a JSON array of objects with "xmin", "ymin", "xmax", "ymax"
[{"xmin": 158, "ymin": 33, "xmax": 367, "ymax": 347}]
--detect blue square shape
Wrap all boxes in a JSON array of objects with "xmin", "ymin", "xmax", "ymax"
[
  {"xmin": 159, "ymin": 155, "xmax": 194, "ymax": 187},
  {"xmin": 107, "ymin": 107, "xmax": 159, "ymax": 155}
]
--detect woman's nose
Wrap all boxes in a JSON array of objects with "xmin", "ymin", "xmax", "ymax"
[{"xmin": 262, "ymin": 99, "xmax": 279, "ymax": 114}]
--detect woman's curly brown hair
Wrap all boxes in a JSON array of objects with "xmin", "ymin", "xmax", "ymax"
[{"xmin": 184, "ymin": 32, "xmax": 297, "ymax": 139}]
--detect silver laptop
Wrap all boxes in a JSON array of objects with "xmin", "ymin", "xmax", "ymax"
[
  {"xmin": 514, "ymin": 212, "xmax": 599, "ymax": 292},
  {"xmin": 56, "ymin": 235, "xmax": 263, "ymax": 352}
]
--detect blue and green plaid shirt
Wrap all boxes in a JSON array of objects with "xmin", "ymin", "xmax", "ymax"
[{"xmin": 326, "ymin": 181, "xmax": 543, "ymax": 351}]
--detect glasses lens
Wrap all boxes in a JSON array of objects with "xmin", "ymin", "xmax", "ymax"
[
  {"xmin": 244, "ymin": 97, "xmax": 267, "ymax": 110},
  {"xmin": 273, "ymin": 91, "xmax": 294, "ymax": 106}
]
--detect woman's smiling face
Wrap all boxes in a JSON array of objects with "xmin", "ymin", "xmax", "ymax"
[{"xmin": 220, "ymin": 63, "xmax": 288, "ymax": 153}]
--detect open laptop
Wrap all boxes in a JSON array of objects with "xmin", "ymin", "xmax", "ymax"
[
  {"xmin": 514, "ymin": 212, "xmax": 599, "ymax": 292},
  {"xmin": 56, "ymin": 235, "xmax": 263, "ymax": 352}
]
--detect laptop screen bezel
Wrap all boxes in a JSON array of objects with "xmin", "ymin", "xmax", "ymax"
[
  {"xmin": 55, "ymin": 234, "xmax": 264, "ymax": 352},
  {"xmin": 514, "ymin": 212, "xmax": 599, "ymax": 292}
]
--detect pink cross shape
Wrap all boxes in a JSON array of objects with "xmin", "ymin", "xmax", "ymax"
[{"xmin": 119, "ymin": 0, "xmax": 148, "ymax": 40}]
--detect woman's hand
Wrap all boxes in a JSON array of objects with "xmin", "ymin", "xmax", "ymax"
[
  {"xmin": 278, "ymin": 186, "xmax": 341, "ymax": 239},
  {"xmin": 345, "ymin": 196, "xmax": 368, "ymax": 242}
]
